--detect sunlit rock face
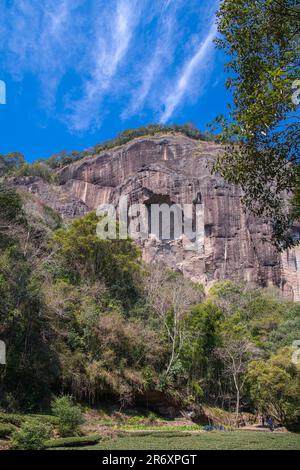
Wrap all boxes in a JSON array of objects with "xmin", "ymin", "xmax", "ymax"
[{"xmin": 15, "ymin": 133, "xmax": 300, "ymax": 300}]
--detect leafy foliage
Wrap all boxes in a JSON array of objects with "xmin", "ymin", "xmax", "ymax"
[
  {"xmin": 16, "ymin": 161, "xmax": 58, "ymax": 183},
  {"xmin": 0, "ymin": 152, "xmax": 25, "ymax": 176},
  {"xmin": 51, "ymin": 396, "xmax": 83, "ymax": 437},
  {"xmin": 52, "ymin": 212, "xmax": 141, "ymax": 309},
  {"xmin": 247, "ymin": 348, "xmax": 300, "ymax": 424},
  {"xmin": 11, "ymin": 420, "xmax": 50, "ymax": 450},
  {"xmin": 0, "ymin": 184, "xmax": 24, "ymax": 223},
  {"xmin": 214, "ymin": 0, "xmax": 300, "ymax": 248},
  {"xmin": 0, "ymin": 187, "xmax": 299, "ymax": 424},
  {"xmin": 0, "ymin": 186, "xmax": 57, "ymax": 410},
  {"xmin": 0, "ymin": 423, "xmax": 16, "ymax": 438}
]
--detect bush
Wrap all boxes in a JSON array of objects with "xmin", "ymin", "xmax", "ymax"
[
  {"xmin": 0, "ymin": 423, "xmax": 17, "ymax": 438},
  {"xmin": 17, "ymin": 162, "xmax": 56, "ymax": 182},
  {"xmin": 51, "ymin": 396, "xmax": 84, "ymax": 437},
  {"xmin": 148, "ymin": 412, "xmax": 158, "ymax": 424},
  {"xmin": 0, "ymin": 152, "xmax": 25, "ymax": 176},
  {"xmin": 247, "ymin": 348, "xmax": 300, "ymax": 425},
  {"xmin": 11, "ymin": 421, "xmax": 50, "ymax": 450},
  {"xmin": 44, "ymin": 434, "xmax": 100, "ymax": 448},
  {"xmin": 0, "ymin": 185, "xmax": 24, "ymax": 222},
  {"xmin": 26, "ymin": 414, "xmax": 59, "ymax": 426},
  {"xmin": 0, "ymin": 412, "xmax": 24, "ymax": 427}
]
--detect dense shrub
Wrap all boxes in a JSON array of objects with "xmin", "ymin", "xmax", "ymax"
[
  {"xmin": 0, "ymin": 423, "xmax": 16, "ymax": 438},
  {"xmin": 52, "ymin": 211, "xmax": 141, "ymax": 310},
  {"xmin": 247, "ymin": 348, "xmax": 300, "ymax": 425},
  {"xmin": 0, "ymin": 184, "xmax": 24, "ymax": 222},
  {"xmin": 0, "ymin": 412, "xmax": 24, "ymax": 427},
  {"xmin": 11, "ymin": 421, "xmax": 50, "ymax": 450},
  {"xmin": 44, "ymin": 434, "xmax": 100, "ymax": 448},
  {"xmin": 51, "ymin": 396, "xmax": 83, "ymax": 437},
  {"xmin": 26, "ymin": 414, "xmax": 59, "ymax": 426},
  {"xmin": 16, "ymin": 162, "xmax": 57, "ymax": 182},
  {"xmin": 0, "ymin": 152, "xmax": 24, "ymax": 176}
]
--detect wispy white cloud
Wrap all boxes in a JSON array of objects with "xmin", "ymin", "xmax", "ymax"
[
  {"xmin": 1, "ymin": 0, "xmax": 83, "ymax": 108},
  {"xmin": 123, "ymin": 0, "xmax": 180, "ymax": 118},
  {"xmin": 67, "ymin": 0, "xmax": 141, "ymax": 131},
  {"xmin": 0, "ymin": 0, "xmax": 220, "ymax": 134},
  {"xmin": 162, "ymin": 0, "xmax": 172, "ymax": 12},
  {"xmin": 160, "ymin": 20, "xmax": 217, "ymax": 123}
]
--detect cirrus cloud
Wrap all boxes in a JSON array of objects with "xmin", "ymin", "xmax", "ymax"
[{"xmin": 0, "ymin": 0, "xmax": 220, "ymax": 133}]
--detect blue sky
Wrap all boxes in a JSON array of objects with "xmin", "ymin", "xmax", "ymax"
[{"xmin": 0, "ymin": 0, "xmax": 229, "ymax": 162}]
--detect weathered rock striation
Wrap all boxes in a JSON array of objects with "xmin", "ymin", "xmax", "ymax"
[{"xmin": 15, "ymin": 133, "xmax": 300, "ymax": 300}]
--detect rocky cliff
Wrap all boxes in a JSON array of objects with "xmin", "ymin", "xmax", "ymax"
[{"xmin": 14, "ymin": 133, "xmax": 300, "ymax": 300}]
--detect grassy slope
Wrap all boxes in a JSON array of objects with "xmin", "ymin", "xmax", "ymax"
[{"xmin": 69, "ymin": 431, "xmax": 300, "ymax": 451}]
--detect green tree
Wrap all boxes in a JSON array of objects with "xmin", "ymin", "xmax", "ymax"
[
  {"xmin": 0, "ymin": 184, "xmax": 24, "ymax": 224},
  {"xmin": 0, "ymin": 186, "xmax": 57, "ymax": 410},
  {"xmin": 51, "ymin": 396, "xmax": 83, "ymax": 437},
  {"xmin": 146, "ymin": 265, "xmax": 204, "ymax": 378},
  {"xmin": 11, "ymin": 421, "xmax": 50, "ymax": 450},
  {"xmin": 216, "ymin": 338, "xmax": 256, "ymax": 423},
  {"xmin": 247, "ymin": 348, "xmax": 300, "ymax": 424},
  {"xmin": 209, "ymin": 281, "xmax": 285, "ymax": 345},
  {"xmin": 181, "ymin": 302, "xmax": 222, "ymax": 398},
  {"xmin": 0, "ymin": 250, "xmax": 57, "ymax": 409},
  {"xmin": 214, "ymin": 0, "xmax": 300, "ymax": 248},
  {"xmin": 0, "ymin": 152, "xmax": 25, "ymax": 176},
  {"xmin": 52, "ymin": 211, "xmax": 141, "ymax": 311}
]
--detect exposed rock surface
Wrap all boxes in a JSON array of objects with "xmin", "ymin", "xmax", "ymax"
[
  {"xmin": 14, "ymin": 133, "xmax": 300, "ymax": 300},
  {"xmin": 13, "ymin": 176, "xmax": 89, "ymax": 219}
]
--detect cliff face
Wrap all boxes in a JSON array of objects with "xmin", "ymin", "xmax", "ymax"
[{"xmin": 15, "ymin": 133, "xmax": 300, "ymax": 300}]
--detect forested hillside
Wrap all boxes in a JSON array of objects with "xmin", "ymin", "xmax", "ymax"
[{"xmin": 1, "ymin": 183, "xmax": 300, "ymax": 426}]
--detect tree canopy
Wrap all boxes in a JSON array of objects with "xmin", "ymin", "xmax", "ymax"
[
  {"xmin": 0, "ymin": 179, "xmax": 300, "ymax": 425},
  {"xmin": 214, "ymin": 0, "xmax": 300, "ymax": 248}
]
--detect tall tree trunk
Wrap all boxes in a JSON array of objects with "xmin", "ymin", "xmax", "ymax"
[
  {"xmin": 233, "ymin": 374, "xmax": 240, "ymax": 426},
  {"xmin": 235, "ymin": 389, "xmax": 240, "ymax": 426},
  {"xmin": 166, "ymin": 335, "xmax": 176, "ymax": 376}
]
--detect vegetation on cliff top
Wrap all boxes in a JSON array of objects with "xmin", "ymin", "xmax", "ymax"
[{"xmin": 0, "ymin": 124, "xmax": 215, "ymax": 179}]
